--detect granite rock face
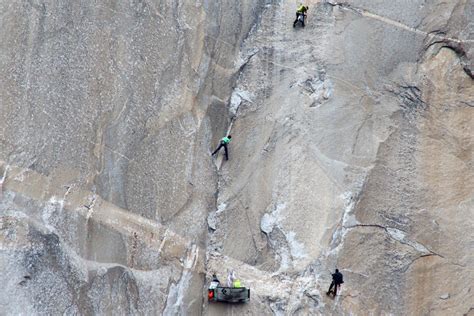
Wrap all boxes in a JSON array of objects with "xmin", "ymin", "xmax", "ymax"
[
  {"xmin": 207, "ymin": 0, "xmax": 473, "ymax": 315},
  {"xmin": 1, "ymin": 0, "xmax": 473, "ymax": 315},
  {"xmin": 1, "ymin": 0, "xmax": 265, "ymax": 314}
]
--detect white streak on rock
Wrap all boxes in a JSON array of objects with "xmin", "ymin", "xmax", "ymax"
[{"xmin": 163, "ymin": 244, "xmax": 198, "ymax": 316}]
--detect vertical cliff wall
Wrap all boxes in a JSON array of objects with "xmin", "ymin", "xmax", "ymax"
[
  {"xmin": 1, "ymin": 0, "xmax": 473, "ymax": 315},
  {"xmin": 1, "ymin": 0, "xmax": 266, "ymax": 314},
  {"xmin": 206, "ymin": 0, "xmax": 473, "ymax": 315}
]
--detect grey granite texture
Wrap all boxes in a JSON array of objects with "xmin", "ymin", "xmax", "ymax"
[{"xmin": 1, "ymin": 0, "xmax": 473, "ymax": 315}]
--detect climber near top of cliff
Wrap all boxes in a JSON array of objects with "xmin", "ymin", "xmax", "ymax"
[
  {"xmin": 211, "ymin": 135, "xmax": 232, "ymax": 161},
  {"xmin": 293, "ymin": 4, "xmax": 309, "ymax": 27},
  {"xmin": 327, "ymin": 269, "xmax": 344, "ymax": 297}
]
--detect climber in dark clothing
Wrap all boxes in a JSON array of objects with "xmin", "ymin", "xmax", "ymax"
[
  {"xmin": 211, "ymin": 135, "xmax": 232, "ymax": 160},
  {"xmin": 327, "ymin": 269, "xmax": 344, "ymax": 297}
]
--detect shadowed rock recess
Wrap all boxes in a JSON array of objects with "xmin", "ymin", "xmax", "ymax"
[{"xmin": 0, "ymin": 0, "xmax": 472, "ymax": 315}]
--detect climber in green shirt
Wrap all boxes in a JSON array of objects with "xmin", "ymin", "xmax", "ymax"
[{"xmin": 211, "ymin": 135, "xmax": 232, "ymax": 160}]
